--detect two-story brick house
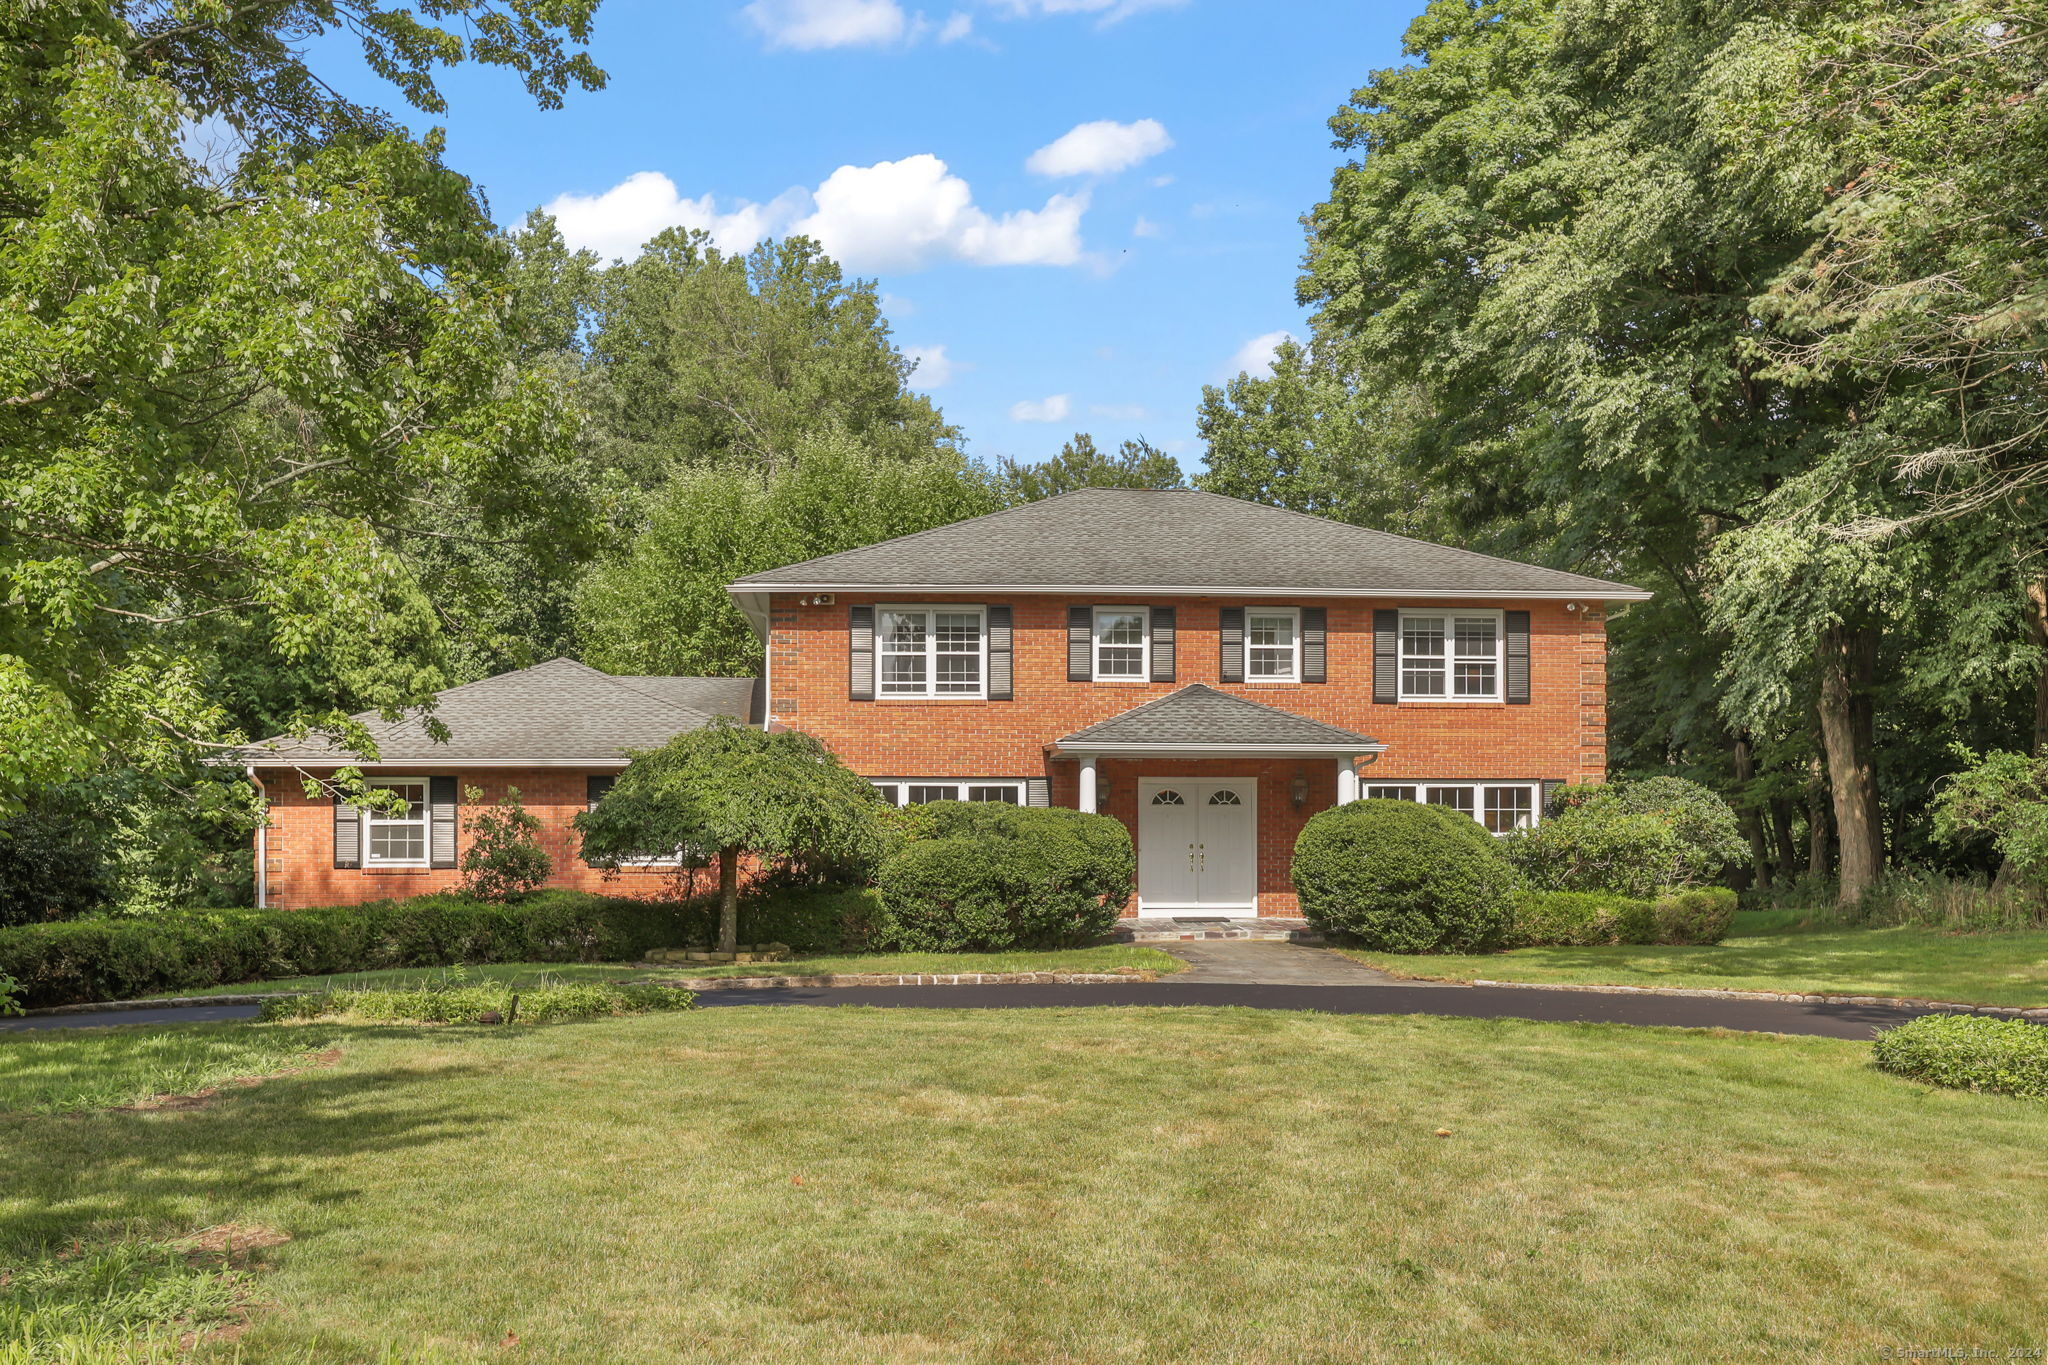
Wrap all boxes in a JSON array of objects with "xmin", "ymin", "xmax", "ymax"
[{"xmin": 246, "ymin": 489, "xmax": 1646, "ymax": 915}]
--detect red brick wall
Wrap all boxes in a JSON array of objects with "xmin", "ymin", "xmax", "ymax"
[
  {"xmin": 252, "ymin": 768, "xmax": 711, "ymax": 910},
  {"xmin": 769, "ymin": 594, "xmax": 1610, "ymax": 913}
]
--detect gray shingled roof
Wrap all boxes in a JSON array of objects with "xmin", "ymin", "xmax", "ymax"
[
  {"xmin": 240, "ymin": 658, "xmax": 760, "ymax": 767},
  {"xmin": 729, "ymin": 488, "xmax": 1647, "ymax": 599},
  {"xmin": 1058, "ymin": 684, "xmax": 1383, "ymax": 751}
]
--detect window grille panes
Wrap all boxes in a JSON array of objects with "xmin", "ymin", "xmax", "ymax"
[
  {"xmin": 878, "ymin": 608, "xmax": 983, "ymax": 697},
  {"xmin": 934, "ymin": 612, "xmax": 982, "ymax": 694},
  {"xmin": 363, "ymin": 780, "xmax": 428, "ymax": 865},
  {"xmin": 906, "ymin": 785, "xmax": 957, "ymax": 805},
  {"xmin": 1207, "ymin": 789, "xmax": 1243, "ymax": 806},
  {"xmin": 1094, "ymin": 609, "xmax": 1146, "ymax": 678},
  {"xmin": 1425, "ymin": 786, "xmax": 1475, "ymax": 816},
  {"xmin": 1151, "ymin": 790, "xmax": 1185, "ymax": 806},
  {"xmin": 1453, "ymin": 616, "xmax": 1500, "ymax": 698},
  {"xmin": 966, "ymin": 785, "xmax": 1020, "ymax": 803},
  {"xmin": 1365, "ymin": 785, "xmax": 1416, "ymax": 801},
  {"xmin": 1400, "ymin": 616, "xmax": 1447, "ymax": 696},
  {"xmin": 1483, "ymin": 786, "xmax": 1534, "ymax": 833},
  {"xmin": 1247, "ymin": 611, "xmax": 1297, "ymax": 679}
]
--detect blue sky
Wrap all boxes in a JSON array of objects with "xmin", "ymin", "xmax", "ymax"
[{"xmin": 322, "ymin": 1, "xmax": 1419, "ymax": 473}]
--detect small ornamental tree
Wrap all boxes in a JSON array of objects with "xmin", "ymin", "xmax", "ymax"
[
  {"xmin": 573, "ymin": 720, "xmax": 886, "ymax": 954},
  {"xmin": 460, "ymin": 787, "xmax": 553, "ymax": 902}
]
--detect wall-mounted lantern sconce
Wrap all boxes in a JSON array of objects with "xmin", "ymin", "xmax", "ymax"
[
  {"xmin": 1290, "ymin": 771, "xmax": 1309, "ymax": 809},
  {"xmin": 1097, "ymin": 774, "xmax": 1112, "ymax": 810}
]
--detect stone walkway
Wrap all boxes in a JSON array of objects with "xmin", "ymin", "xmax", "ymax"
[{"xmin": 1161, "ymin": 940, "xmax": 1446, "ymax": 987}]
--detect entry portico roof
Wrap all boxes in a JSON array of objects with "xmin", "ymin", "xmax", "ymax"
[{"xmin": 1055, "ymin": 684, "xmax": 1386, "ymax": 757}]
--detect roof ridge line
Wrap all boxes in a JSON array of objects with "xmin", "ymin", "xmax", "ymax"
[{"xmin": 727, "ymin": 490, "xmax": 1117, "ymax": 586}]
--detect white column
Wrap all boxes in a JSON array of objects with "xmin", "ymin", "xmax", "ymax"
[
  {"xmin": 1079, "ymin": 756, "xmax": 1099, "ymax": 814},
  {"xmin": 1336, "ymin": 757, "xmax": 1359, "ymax": 805}
]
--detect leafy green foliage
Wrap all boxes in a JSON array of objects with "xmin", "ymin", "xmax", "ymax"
[
  {"xmin": 261, "ymin": 979, "xmax": 694, "ymax": 1025},
  {"xmin": 736, "ymin": 882, "xmax": 883, "ymax": 954},
  {"xmin": 460, "ymin": 786, "xmax": 554, "ymax": 901},
  {"xmin": 1291, "ymin": 800, "xmax": 1517, "ymax": 952},
  {"xmin": 1502, "ymin": 812, "xmax": 1681, "ymax": 900},
  {"xmin": 1549, "ymin": 779, "xmax": 1748, "ymax": 885},
  {"xmin": 1873, "ymin": 1014, "xmax": 2048, "ymax": 1101},
  {"xmin": 0, "ymin": 891, "xmax": 694, "ymax": 1009},
  {"xmin": 994, "ymin": 433, "xmax": 1184, "ymax": 502},
  {"xmin": 0, "ymin": 793, "xmax": 109, "ymax": 925},
  {"xmin": 1652, "ymin": 887, "xmax": 1739, "ymax": 947},
  {"xmin": 575, "ymin": 433, "xmax": 1000, "ymax": 676},
  {"xmin": 874, "ymin": 802, "xmax": 1134, "ymax": 952},
  {"xmin": 1505, "ymin": 891, "xmax": 1657, "ymax": 949},
  {"xmin": 1932, "ymin": 749, "xmax": 2048, "ymax": 883}
]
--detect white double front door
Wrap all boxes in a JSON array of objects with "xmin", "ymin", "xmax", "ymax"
[{"xmin": 1136, "ymin": 778, "xmax": 1258, "ymax": 915}]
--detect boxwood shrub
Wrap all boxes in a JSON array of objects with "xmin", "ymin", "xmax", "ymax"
[
  {"xmin": 1506, "ymin": 891, "xmax": 1657, "ymax": 948},
  {"xmin": 1291, "ymin": 800, "xmax": 1517, "ymax": 952},
  {"xmin": 1652, "ymin": 886, "xmax": 1738, "ymax": 945},
  {"xmin": 874, "ymin": 802, "xmax": 1134, "ymax": 951},
  {"xmin": 0, "ymin": 891, "xmax": 697, "ymax": 1009},
  {"xmin": 1872, "ymin": 1014, "xmax": 2048, "ymax": 1100}
]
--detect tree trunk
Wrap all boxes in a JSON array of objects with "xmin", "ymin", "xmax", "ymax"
[
  {"xmin": 718, "ymin": 846, "xmax": 740, "ymax": 956},
  {"xmin": 1770, "ymin": 796, "xmax": 1802, "ymax": 875},
  {"xmin": 1817, "ymin": 622, "xmax": 1885, "ymax": 906},
  {"xmin": 2027, "ymin": 575, "xmax": 2048, "ymax": 757},
  {"xmin": 1806, "ymin": 758, "xmax": 1833, "ymax": 879},
  {"xmin": 1731, "ymin": 734, "xmax": 1772, "ymax": 889}
]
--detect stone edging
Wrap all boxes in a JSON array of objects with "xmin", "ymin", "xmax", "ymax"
[
  {"xmin": 646, "ymin": 971, "xmax": 1155, "ymax": 990},
  {"xmin": 1467, "ymin": 978, "xmax": 2048, "ymax": 1019}
]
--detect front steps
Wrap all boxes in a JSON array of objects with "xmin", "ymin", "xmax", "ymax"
[{"xmin": 1114, "ymin": 918, "xmax": 1323, "ymax": 943}]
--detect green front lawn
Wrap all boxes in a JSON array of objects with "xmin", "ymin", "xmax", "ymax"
[
  {"xmin": 1344, "ymin": 913, "xmax": 2048, "ymax": 1006},
  {"xmin": 4, "ymin": 1007, "xmax": 2045, "ymax": 1360},
  {"xmin": 172, "ymin": 945, "xmax": 1182, "ymax": 997}
]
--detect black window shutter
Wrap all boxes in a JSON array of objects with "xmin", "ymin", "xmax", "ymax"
[
  {"xmin": 848, "ymin": 604, "xmax": 875, "ymax": 700},
  {"xmin": 1301, "ymin": 607, "xmax": 1328, "ymax": 684},
  {"xmin": 587, "ymin": 774, "xmax": 617, "ymax": 811},
  {"xmin": 1505, "ymin": 610, "xmax": 1531, "ymax": 704},
  {"xmin": 1068, "ymin": 606, "xmax": 1092, "ymax": 681},
  {"xmin": 1373, "ymin": 609, "xmax": 1399, "ymax": 704},
  {"xmin": 987, "ymin": 605, "xmax": 1014, "ymax": 700},
  {"xmin": 1149, "ymin": 606, "xmax": 1176, "ymax": 683},
  {"xmin": 429, "ymin": 777, "xmax": 459, "ymax": 869},
  {"xmin": 1219, "ymin": 607, "xmax": 1245, "ymax": 684},
  {"xmin": 333, "ymin": 796, "xmax": 360, "ymax": 869}
]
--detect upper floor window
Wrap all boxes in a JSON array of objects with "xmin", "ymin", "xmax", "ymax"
[
  {"xmin": 1246, "ymin": 607, "xmax": 1300, "ymax": 682},
  {"xmin": 1092, "ymin": 607, "xmax": 1147, "ymax": 680},
  {"xmin": 878, "ymin": 606, "xmax": 985, "ymax": 698},
  {"xmin": 361, "ymin": 778, "xmax": 428, "ymax": 866},
  {"xmin": 1399, "ymin": 609, "xmax": 1503, "ymax": 702}
]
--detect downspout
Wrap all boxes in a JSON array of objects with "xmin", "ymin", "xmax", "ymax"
[
  {"xmin": 246, "ymin": 765, "xmax": 268, "ymax": 909},
  {"xmin": 762, "ymin": 607, "xmax": 773, "ymax": 732}
]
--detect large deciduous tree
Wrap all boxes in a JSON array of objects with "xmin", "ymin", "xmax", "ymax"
[{"xmin": 994, "ymin": 433, "xmax": 1185, "ymax": 502}]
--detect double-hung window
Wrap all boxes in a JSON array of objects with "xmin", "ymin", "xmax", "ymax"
[
  {"xmin": 1092, "ymin": 607, "xmax": 1147, "ymax": 680},
  {"xmin": 878, "ymin": 606, "xmax": 986, "ymax": 698},
  {"xmin": 871, "ymin": 780, "xmax": 1024, "ymax": 807},
  {"xmin": 1399, "ymin": 610, "xmax": 1504, "ymax": 701},
  {"xmin": 362, "ymin": 778, "xmax": 429, "ymax": 866},
  {"xmin": 1361, "ymin": 781, "xmax": 1538, "ymax": 835},
  {"xmin": 1246, "ymin": 607, "xmax": 1300, "ymax": 682}
]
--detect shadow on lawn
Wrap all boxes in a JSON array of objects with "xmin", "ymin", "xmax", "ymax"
[{"xmin": 0, "ymin": 1026, "xmax": 498, "ymax": 1253}]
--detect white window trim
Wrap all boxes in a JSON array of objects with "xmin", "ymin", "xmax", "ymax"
[
  {"xmin": 360, "ymin": 777, "xmax": 430, "ymax": 867},
  {"xmin": 877, "ymin": 604, "xmax": 989, "ymax": 700},
  {"xmin": 871, "ymin": 780, "xmax": 1027, "ymax": 807},
  {"xmin": 1245, "ymin": 605, "xmax": 1302, "ymax": 684},
  {"xmin": 1397, "ymin": 608, "xmax": 1506, "ymax": 703},
  {"xmin": 1359, "ymin": 781, "xmax": 1540, "ymax": 836},
  {"xmin": 1091, "ymin": 605, "xmax": 1150, "ymax": 683}
]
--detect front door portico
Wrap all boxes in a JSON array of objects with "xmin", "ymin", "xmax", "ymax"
[{"xmin": 1136, "ymin": 778, "xmax": 1257, "ymax": 914}]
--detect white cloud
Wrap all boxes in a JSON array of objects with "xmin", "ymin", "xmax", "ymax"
[
  {"xmin": 1090, "ymin": 402, "xmax": 1148, "ymax": 420},
  {"xmin": 1226, "ymin": 330, "xmax": 1295, "ymax": 380},
  {"xmin": 903, "ymin": 344, "xmax": 957, "ymax": 388},
  {"xmin": 794, "ymin": 154, "xmax": 1087, "ymax": 270},
  {"xmin": 1010, "ymin": 394, "xmax": 1072, "ymax": 423},
  {"xmin": 1132, "ymin": 215, "xmax": 1161, "ymax": 239},
  {"xmin": 544, "ymin": 156, "xmax": 1089, "ymax": 272},
  {"xmin": 937, "ymin": 10, "xmax": 974, "ymax": 41},
  {"xmin": 1148, "ymin": 173, "xmax": 1175, "ymax": 188},
  {"xmin": 743, "ymin": 0, "xmax": 908, "ymax": 49},
  {"xmin": 993, "ymin": 0, "xmax": 1186, "ymax": 22},
  {"xmin": 1027, "ymin": 118, "xmax": 1172, "ymax": 178}
]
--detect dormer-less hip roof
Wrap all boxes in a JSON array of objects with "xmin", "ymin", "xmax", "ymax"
[
  {"xmin": 1055, "ymin": 685, "xmax": 1386, "ymax": 757},
  {"xmin": 726, "ymin": 488, "xmax": 1649, "ymax": 600}
]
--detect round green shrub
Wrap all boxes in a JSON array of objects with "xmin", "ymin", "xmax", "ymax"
[
  {"xmin": 873, "ymin": 802, "xmax": 1134, "ymax": 952},
  {"xmin": 1548, "ymin": 777, "xmax": 1748, "ymax": 885},
  {"xmin": 1651, "ymin": 886, "xmax": 1738, "ymax": 945},
  {"xmin": 1291, "ymin": 800, "xmax": 1517, "ymax": 952},
  {"xmin": 1505, "ymin": 890, "xmax": 1656, "ymax": 948},
  {"xmin": 1872, "ymin": 1014, "xmax": 2048, "ymax": 1100},
  {"xmin": 1500, "ymin": 810, "xmax": 1682, "ymax": 898}
]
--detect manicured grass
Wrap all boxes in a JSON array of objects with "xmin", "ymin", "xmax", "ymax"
[
  {"xmin": 4, "ymin": 1007, "xmax": 2046, "ymax": 1360},
  {"xmin": 1343, "ymin": 913, "xmax": 2048, "ymax": 1006},
  {"xmin": 0, "ymin": 1024, "xmax": 350, "ymax": 1114},
  {"xmin": 171, "ymin": 946, "xmax": 1182, "ymax": 997}
]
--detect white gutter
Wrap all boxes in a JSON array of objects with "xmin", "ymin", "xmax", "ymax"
[
  {"xmin": 239, "ymin": 758, "xmax": 636, "ymax": 770},
  {"xmin": 245, "ymin": 765, "xmax": 267, "ymax": 910},
  {"xmin": 1055, "ymin": 741, "xmax": 1391, "ymax": 758},
  {"xmin": 727, "ymin": 581, "xmax": 1651, "ymax": 603}
]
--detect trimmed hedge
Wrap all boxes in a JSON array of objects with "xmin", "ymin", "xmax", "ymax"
[
  {"xmin": 1873, "ymin": 1014, "xmax": 2048, "ymax": 1100},
  {"xmin": 1506, "ymin": 891, "xmax": 1656, "ymax": 948},
  {"xmin": 734, "ymin": 882, "xmax": 882, "ymax": 954},
  {"xmin": 874, "ymin": 802, "xmax": 1134, "ymax": 951},
  {"xmin": 1292, "ymin": 800, "xmax": 1516, "ymax": 953},
  {"xmin": 0, "ymin": 891, "xmax": 697, "ymax": 1009},
  {"xmin": 1653, "ymin": 886, "xmax": 1737, "ymax": 946},
  {"xmin": 261, "ymin": 980, "xmax": 696, "ymax": 1025}
]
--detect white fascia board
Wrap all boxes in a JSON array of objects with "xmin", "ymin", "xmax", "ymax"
[
  {"xmin": 240, "ymin": 757, "xmax": 634, "ymax": 770},
  {"xmin": 730, "ymin": 590, "xmax": 771, "ymax": 639},
  {"xmin": 728, "ymin": 582, "xmax": 1652, "ymax": 603}
]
